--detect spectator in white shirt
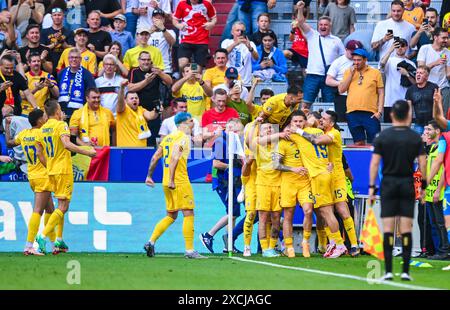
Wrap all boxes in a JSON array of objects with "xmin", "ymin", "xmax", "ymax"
[
  {"xmin": 148, "ymin": 9, "xmax": 175, "ymax": 75},
  {"xmin": 159, "ymin": 97, "xmax": 202, "ymax": 144},
  {"xmin": 221, "ymin": 21, "xmax": 259, "ymax": 88},
  {"xmin": 95, "ymin": 54, "xmax": 126, "ymax": 116},
  {"xmin": 371, "ymin": 0, "xmax": 416, "ymax": 63},
  {"xmin": 213, "ymin": 67, "xmax": 249, "ymax": 101},
  {"xmin": 296, "ymin": 1, "xmax": 345, "ymax": 108},
  {"xmin": 417, "ymin": 27, "xmax": 450, "ymax": 116},
  {"xmin": 326, "ymin": 39, "xmax": 363, "ymax": 121},
  {"xmin": 132, "ymin": 0, "xmax": 171, "ymax": 32},
  {"xmin": 379, "ymin": 38, "xmax": 416, "ymax": 122}
]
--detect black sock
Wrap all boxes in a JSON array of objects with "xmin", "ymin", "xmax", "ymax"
[
  {"xmin": 383, "ymin": 233, "xmax": 394, "ymax": 274},
  {"xmin": 205, "ymin": 232, "xmax": 213, "ymax": 238},
  {"xmin": 402, "ymin": 233, "xmax": 413, "ymax": 274}
]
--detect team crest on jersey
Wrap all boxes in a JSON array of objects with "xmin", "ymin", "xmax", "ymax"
[
  {"xmin": 84, "ymin": 56, "xmax": 89, "ymax": 61},
  {"xmin": 266, "ymin": 107, "xmax": 272, "ymax": 112}
]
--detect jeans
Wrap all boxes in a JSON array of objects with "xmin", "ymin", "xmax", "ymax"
[
  {"xmin": 303, "ymin": 74, "xmax": 337, "ymax": 105},
  {"xmin": 221, "ymin": 2, "xmax": 239, "ymax": 42},
  {"xmin": 346, "ymin": 111, "xmax": 381, "ymax": 143},
  {"xmin": 237, "ymin": 1, "xmax": 268, "ymax": 36},
  {"xmin": 125, "ymin": 12, "xmax": 138, "ymax": 38},
  {"xmin": 426, "ymin": 201, "xmax": 450, "ymax": 255}
]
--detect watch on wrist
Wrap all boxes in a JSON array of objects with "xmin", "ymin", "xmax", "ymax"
[
  {"xmin": 161, "ymin": 28, "xmax": 167, "ymax": 33},
  {"xmin": 199, "ymin": 80, "xmax": 205, "ymax": 86}
]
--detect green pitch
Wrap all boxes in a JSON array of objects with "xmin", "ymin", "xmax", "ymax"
[{"xmin": 0, "ymin": 253, "xmax": 449, "ymax": 290}]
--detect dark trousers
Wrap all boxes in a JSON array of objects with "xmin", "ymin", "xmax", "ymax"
[
  {"xmin": 383, "ymin": 107, "xmax": 392, "ymax": 123},
  {"xmin": 426, "ymin": 201, "xmax": 450, "ymax": 255},
  {"xmin": 334, "ymin": 94, "xmax": 347, "ymax": 122},
  {"xmin": 418, "ymin": 202, "xmax": 435, "ymax": 254}
]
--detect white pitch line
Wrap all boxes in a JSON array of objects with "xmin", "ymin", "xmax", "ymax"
[{"xmin": 231, "ymin": 257, "xmax": 444, "ymax": 290}]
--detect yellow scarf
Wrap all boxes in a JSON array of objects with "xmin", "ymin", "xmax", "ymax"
[
  {"xmin": 0, "ymin": 70, "xmax": 14, "ymax": 106},
  {"xmin": 80, "ymin": 104, "xmax": 110, "ymax": 146},
  {"xmin": 129, "ymin": 106, "xmax": 151, "ymax": 140}
]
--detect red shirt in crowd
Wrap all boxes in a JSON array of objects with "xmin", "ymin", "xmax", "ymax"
[
  {"xmin": 173, "ymin": 0, "xmax": 216, "ymax": 45},
  {"xmin": 201, "ymin": 107, "xmax": 239, "ymax": 131},
  {"xmin": 292, "ymin": 28, "xmax": 308, "ymax": 58}
]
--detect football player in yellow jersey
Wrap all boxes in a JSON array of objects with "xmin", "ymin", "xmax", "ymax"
[
  {"xmin": 291, "ymin": 113, "xmax": 348, "ymax": 258},
  {"xmin": 256, "ymin": 85, "xmax": 303, "ymax": 127},
  {"xmin": 8, "ymin": 110, "xmax": 56, "ymax": 255},
  {"xmin": 252, "ymin": 122, "xmax": 290, "ymax": 257},
  {"xmin": 273, "ymin": 111, "xmax": 314, "ymax": 258},
  {"xmin": 35, "ymin": 100, "xmax": 97, "ymax": 254},
  {"xmin": 144, "ymin": 112, "xmax": 206, "ymax": 259},
  {"xmin": 296, "ymin": 110, "xmax": 360, "ymax": 257}
]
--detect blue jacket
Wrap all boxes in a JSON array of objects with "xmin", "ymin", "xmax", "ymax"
[{"xmin": 252, "ymin": 45, "xmax": 288, "ymax": 74}]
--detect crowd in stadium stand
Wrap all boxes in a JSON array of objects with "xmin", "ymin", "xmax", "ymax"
[{"xmin": 0, "ymin": 0, "xmax": 449, "ymax": 262}]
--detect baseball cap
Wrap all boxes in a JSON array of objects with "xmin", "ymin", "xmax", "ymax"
[
  {"xmin": 225, "ymin": 67, "xmax": 238, "ymax": 79},
  {"xmin": 345, "ymin": 40, "xmax": 363, "ymax": 51},
  {"xmin": 114, "ymin": 14, "xmax": 126, "ymax": 22},
  {"xmin": 352, "ymin": 48, "xmax": 369, "ymax": 59},
  {"xmin": 74, "ymin": 28, "xmax": 88, "ymax": 36},
  {"xmin": 152, "ymin": 8, "xmax": 165, "ymax": 17},
  {"xmin": 136, "ymin": 27, "xmax": 151, "ymax": 34},
  {"xmin": 397, "ymin": 38, "xmax": 408, "ymax": 46},
  {"xmin": 174, "ymin": 112, "xmax": 192, "ymax": 125}
]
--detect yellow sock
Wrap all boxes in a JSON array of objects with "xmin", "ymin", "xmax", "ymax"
[
  {"xmin": 285, "ymin": 237, "xmax": 293, "ymax": 248},
  {"xmin": 241, "ymin": 175, "xmax": 250, "ymax": 186},
  {"xmin": 27, "ymin": 213, "xmax": 41, "ymax": 243},
  {"xmin": 343, "ymin": 217, "xmax": 358, "ymax": 247},
  {"xmin": 43, "ymin": 209, "xmax": 63, "ymax": 237},
  {"xmin": 269, "ymin": 237, "xmax": 278, "ymax": 249},
  {"xmin": 324, "ymin": 226, "xmax": 331, "ymax": 239},
  {"xmin": 56, "ymin": 214, "xmax": 65, "ymax": 239},
  {"xmin": 44, "ymin": 213, "xmax": 56, "ymax": 242},
  {"xmin": 260, "ymin": 238, "xmax": 269, "ymax": 251},
  {"xmin": 303, "ymin": 230, "xmax": 311, "ymax": 242},
  {"xmin": 244, "ymin": 211, "xmax": 256, "ymax": 246},
  {"xmin": 330, "ymin": 231, "xmax": 344, "ymax": 245},
  {"xmin": 266, "ymin": 223, "xmax": 271, "ymax": 243},
  {"xmin": 317, "ymin": 229, "xmax": 328, "ymax": 248},
  {"xmin": 150, "ymin": 216, "xmax": 175, "ymax": 244},
  {"xmin": 182, "ymin": 215, "xmax": 194, "ymax": 251}
]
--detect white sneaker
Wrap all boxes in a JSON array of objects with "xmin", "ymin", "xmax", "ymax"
[
  {"xmin": 379, "ymin": 272, "xmax": 394, "ymax": 281},
  {"xmin": 442, "ymin": 265, "xmax": 450, "ymax": 271},
  {"xmin": 243, "ymin": 246, "xmax": 251, "ymax": 257},
  {"xmin": 400, "ymin": 273, "xmax": 413, "ymax": 281},
  {"xmin": 237, "ymin": 186, "xmax": 245, "ymax": 203}
]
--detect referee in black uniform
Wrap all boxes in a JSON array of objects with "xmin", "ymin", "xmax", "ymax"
[{"xmin": 368, "ymin": 100, "xmax": 426, "ymax": 281}]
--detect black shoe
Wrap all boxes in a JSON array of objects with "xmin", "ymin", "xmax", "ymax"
[
  {"xmin": 428, "ymin": 253, "xmax": 449, "ymax": 260},
  {"xmin": 144, "ymin": 241, "xmax": 155, "ymax": 257},
  {"xmin": 222, "ymin": 246, "xmax": 243, "ymax": 254}
]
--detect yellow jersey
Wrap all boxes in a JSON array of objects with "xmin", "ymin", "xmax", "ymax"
[
  {"xmin": 291, "ymin": 127, "xmax": 329, "ymax": 177},
  {"xmin": 39, "ymin": 118, "xmax": 72, "ymax": 175},
  {"xmin": 116, "ymin": 105, "xmax": 148, "ymax": 147},
  {"xmin": 123, "ymin": 45, "xmax": 164, "ymax": 70},
  {"xmin": 325, "ymin": 127, "xmax": 345, "ymax": 176},
  {"xmin": 69, "ymin": 106, "xmax": 115, "ymax": 146},
  {"xmin": 160, "ymin": 130, "xmax": 191, "ymax": 186},
  {"xmin": 243, "ymin": 122, "xmax": 259, "ymax": 184},
  {"xmin": 403, "ymin": 6, "xmax": 424, "ymax": 29},
  {"xmin": 277, "ymin": 139, "xmax": 308, "ymax": 183},
  {"xmin": 21, "ymin": 71, "xmax": 58, "ymax": 115},
  {"xmin": 255, "ymin": 142, "xmax": 281, "ymax": 186},
  {"xmin": 15, "ymin": 128, "xmax": 48, "ymax": 180},
  {"xmin": 57, "ymin": 48, "xmax": 97, "ymax": 75},
  {"xmin": 173, "ymin": 82, "xmax": 207, "ymax": 121},
  {"xmin": 262, "ymin": 93, "xmax": 299, "ymax": 126}
]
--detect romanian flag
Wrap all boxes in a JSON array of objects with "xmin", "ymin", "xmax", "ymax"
[
  {"xmin": 72, "ymin": 146, "xmax": 110, "ymax": 181},
  {"xmin": 361, "ymin": 207, "xmax": 384, "ymax": 260}
]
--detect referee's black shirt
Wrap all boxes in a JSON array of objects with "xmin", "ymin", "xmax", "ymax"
[{"xmin": 373, "ymin": 126, "xmax": 425, "ymax": 177}]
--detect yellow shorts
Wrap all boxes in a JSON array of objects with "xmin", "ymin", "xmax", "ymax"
[
  {"xmin": 310, "ymin": 172, "xmax": 334, "ymax": 208},
  {"xmin": 332, "ymin": 173, "xmax": 348, "ymax": 203},
  {"xmin": 245, "ymin": 183, "xmax": 257, "ymax": 211},
  {"xmin": 29, "ymin": 177, "xmax": 53, "ymax": 193},
  {"xmin": 49, "ymin": 174, "xmax": 74, "ymax": 201},
  {"xmin": 163, "ymin": 183, "xmax": 195, "ymax": 212},
  {"xmin": 280, "ymin": 178, "xmax": 314, "ymax": 208},
  {"xmin": 256, "ymin": 185, "xmax": 281, "ymax": 212}
]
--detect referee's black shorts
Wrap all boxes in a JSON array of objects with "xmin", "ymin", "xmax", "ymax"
[{"xmin": 380, "ymin": 176, "xmax": 415, "ymax": 218}]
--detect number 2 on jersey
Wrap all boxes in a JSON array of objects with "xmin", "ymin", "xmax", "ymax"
[
  {"xmin": 313, "ymin": 145, "xmax": 328, "ymax": 159},
  {"xmin": 163, "ymin": 145, "xmax": 170, "ymax": 168},
  {"xmin": 44, "ymin": 136, "xmax": 54, "ymax": 157}
]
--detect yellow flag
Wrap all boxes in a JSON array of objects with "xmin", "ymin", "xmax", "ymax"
[
  {"xmin": 360, "ymin": 208, "xmax": 384, "ymax": 260},
  {"xmin": 72, "ymin": 146, "xmax": 93, "ymax": 181}
]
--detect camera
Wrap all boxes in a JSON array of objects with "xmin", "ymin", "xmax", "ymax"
[
  {"xmin": 191, "ymin": 63, "xmax": 198, "ymax": 72},
  {"xmin": 423, "ymin": 18, "xmax": 429, "ymax": 25},
  {"xmin": 387, "ymin": 29, "xmax": 393, "ymax": 35},
  {"xmin": 394, "ymin": 36, "xmax": 400, "ymax": 43},
  {"xmin": 39, "ymin": 77, "xmax": 46, "ymax": 83}
]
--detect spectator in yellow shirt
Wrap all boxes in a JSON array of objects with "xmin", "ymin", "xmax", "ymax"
[
  {"xmin": 69, "ymin": 88, "xmax": 115, "ymax": 146},
  {"xmin": 57, "ymin": 28, "xmax": 97, "ymax": 75},
  {"xmin": 22, "ymin": 52, "xmax": 59, "ymax": 115},
  {"xmin": 123, "ymin": 27, "xmax": 164, "ymax": 71},
  {"xmin": 402, "ymin": 0, "xmax": 424, "ymax": 29}
]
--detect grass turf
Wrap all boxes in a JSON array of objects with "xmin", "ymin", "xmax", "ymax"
[{"xmin": 0, "ymin": 253, "xmax": 449, "ymax": 290}]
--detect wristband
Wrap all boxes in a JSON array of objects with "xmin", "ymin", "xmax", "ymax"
[
  {"xmin": 290, "ymin": 29, "xmax": 296, "ymax": 34},
  {"xmin": 249, "ymin": 47, "xmax": 254, "ymax": 52},
  {"xmin": 369, "ymin": 185, "xmax": 379, "ymax": 195},
  {"xmin": 421, "ymin": 179, "xmax": 427, "ymax": 190},
  {"xmin": 162, "ymin": 28, "xmax": 167, "ymax": 33},
  {"xmin": 199, "ymin": 80, "xmax": 205, "ymax": 86}
]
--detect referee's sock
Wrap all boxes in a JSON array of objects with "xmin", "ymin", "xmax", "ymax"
[
  {"xmin": 383, "ymin": 232, "xmax": 394, "ymax": 274},
  {"xmin": 401, "ymin": 233, "xmax": 413, "ymax": 275}
]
